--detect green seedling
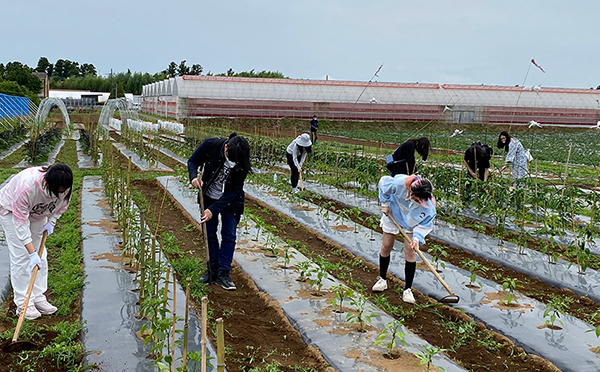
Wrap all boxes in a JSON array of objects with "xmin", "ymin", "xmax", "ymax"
[
  {"xmin": 416, "ymin": 345, "xmax": 447, "ymax": 372},
  {"xmin": 282, "ymin": 244, "xmax": 296, "ymax": 269},
  {"xmin": 309, "ymin": 265, "xmax": 329, "ymax": 296},
  {"xmin": 501, "ymin": 278, "xmax": 520, "ymax": 305},
  {"xmin": 374, "ymin": 319, "xmax": 407, "ymax": 357},
  {"xmin": 295, "ymin": 260, "xmax": 312, "ymax": 282},
  {"xmin": 428, "ymin": 244, "xmax": 448, "ymax": 271},
  {"xmin": 330, "ymin": 284, "xmax": 354, "ymax": 313},
  {"xmin": 346, "ymin": 293, "xmax": 376, "ymax": 332},
  {"xmin": 264, "ymin": 234, "xmax": 280, "ymax": 257},
  {"xmin": 461, "ymin": 259, "xmax": 486, "ymax": 288},
  {"xmin": 543, "ymin": 296, "xmax": 572, "ymax": 328}
]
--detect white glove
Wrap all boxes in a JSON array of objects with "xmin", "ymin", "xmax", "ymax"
[
  {"xmin": 29, "ymin": 252, "xmax": 42, "ymax": 272},
  {"xmin": 41, "ymin": 221, "xmax": 55, "ymax": 236}
]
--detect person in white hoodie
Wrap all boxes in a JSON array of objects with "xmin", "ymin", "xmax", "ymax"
[
  {"xmin": 371, "ymin": 174, "xmax": 436, "ymax": 304},
  {"xmin": 0, "ymin": 164, "xmax": 73, "ymax": 320},
  {"xmin": 286, "ymin": 133, "xmax": 312, "ymax": 192}
]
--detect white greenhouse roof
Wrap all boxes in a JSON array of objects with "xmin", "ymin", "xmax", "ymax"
[{"xmin": 142, "ymin": 76, "xmax": 600, "ymax": 110}]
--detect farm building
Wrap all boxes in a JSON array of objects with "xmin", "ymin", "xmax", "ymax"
[{"xmin": 142, "ymin": 75, "xmax": 600, "ymax": 127}]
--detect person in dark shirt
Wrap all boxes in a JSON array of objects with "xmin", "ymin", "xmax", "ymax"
[
  {"xmin": 464, "ymin": 142, "xmax": 493, "ymax": 181},
  {"xmin": 386, "ymin": 137, "xmax": 430, "ymax": 176},
  {"xmin": 310, "ymin": 115, "xmax": 319, "ymax": 143},
  {"xmin": 187, "ymin": 132, "xmax": 252, "ymax": 290}
]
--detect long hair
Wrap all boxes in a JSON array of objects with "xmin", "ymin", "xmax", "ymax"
[
  {"xmin": 403, "ymin": 175, "xmax": 435, "ymax": 206},
  {"xmin": 412, "ymin": 137, "xmax": 430, "ymax": 161},
  {"xmin": 41, "ymin": 163, "xmax": 73, "ymax": 200},
  {"xmin": 497, "ymin": 131, "xmax": 511, "ymax": 153},
  {"xmin": 226, "ymin": 134, "xmax": 252, "ymax": 174},
  {"xmin": 298, "ymin": 145, "xmax": 312, "ymax": 154}
]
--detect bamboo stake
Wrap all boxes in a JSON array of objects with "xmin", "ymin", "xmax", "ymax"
[
  {"xmin": 182, "ymin": 278, "xmax": 191, "ymax": 369},
  {"xmin": 139, "ymin": 211, "xmax": 146, "ymax": 314},
  {"xmin": 201, "ymin": 296, "xmax": 208, "ymax": 372},
  {"xmin": 216, "ymin": 318, "xmax": 225, "ymax": 372},
  {"xmin": 163, "ymin": 266, "xmax": 171, "ymax": 311},
  {"xmin": 171, "ymin": 270, "xmax": 176, "ymax": 372},
  {"xmin": 561, "ymin": 142, "xmax": 572, "ymax": 197}
]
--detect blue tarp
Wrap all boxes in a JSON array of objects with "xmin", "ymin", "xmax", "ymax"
[{"xmin": 0, "ymin": 93, "xmax": 30, "ymax": 119}]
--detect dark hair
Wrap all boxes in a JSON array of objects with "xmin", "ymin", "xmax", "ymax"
[
  {"xmin": 298, "ymin": 145, "xmax": 312, "ymax": 154},
  {"xmin": 411, "ymin": 177, "xmax": 433, "ymax": 200},
  {"xmin": 470, "ymin": 142, "xmax": 493, "ymax": 160},
  {"xmin": 414, "ymin": 137, "xmax": 430, "ymax": 161},
  {"xmin": 226, "ymin": 135, "xmax": 252, "ymax": 173},
  {"xmin": 42, "ymin": 164, "xmax": 73, "ymax": 199},
  {"xmin": 497, "ymin": 131, "xmax": 511, "ymax": 153}
]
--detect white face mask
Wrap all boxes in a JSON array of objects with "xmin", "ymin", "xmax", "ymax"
[{"xmin": 226, "ymin": 159, "xmax": 237, "ymax": 168}]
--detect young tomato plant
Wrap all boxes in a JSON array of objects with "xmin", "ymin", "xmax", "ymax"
[
  {"xmin": 329, "ymin": 284, "xmax": 354, "ymax": 313},
  {"xmin": 502, "ymin": 278, "xmax": 520, "ymax": 305},
  {"xmin": 346, "ymin": 293, "xmax": 376, "ymax": 332},
  {"xmin": 374, "ymin": 319, "xmax": 407, "ymax": 357}
]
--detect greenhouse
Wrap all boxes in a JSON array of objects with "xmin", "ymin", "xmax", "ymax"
[{"xmin": 142, "ymin": 75, "xmax": 600, "ymax": 126}]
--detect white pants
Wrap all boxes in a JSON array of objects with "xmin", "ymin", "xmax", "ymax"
[{"xmin": 0, "ymin": 213, "xmax": 48, "ymax": 309}]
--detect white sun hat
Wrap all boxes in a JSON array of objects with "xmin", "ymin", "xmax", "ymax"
[{"xmin": 296, "ymin": 133, "xmax": 312, "ymax": 147}]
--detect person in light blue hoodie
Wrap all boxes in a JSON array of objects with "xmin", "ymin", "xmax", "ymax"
[{"xmin": 371, "ymin": 174, "xmax": 436, "ymax": 304}]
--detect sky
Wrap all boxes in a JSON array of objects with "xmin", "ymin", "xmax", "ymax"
[{"xmin": 2, "ymin": 0, "xmax": 599, "ymax": 89}]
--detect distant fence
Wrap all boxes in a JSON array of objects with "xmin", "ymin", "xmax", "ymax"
[{"xmin": 0, "ymin": 93, "xmax": 30, "ymax": 119}]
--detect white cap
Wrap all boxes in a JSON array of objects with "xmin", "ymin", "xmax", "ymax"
[{"xmin": 296, "ymin": 133, "xmax": 312, "ymax": 147}]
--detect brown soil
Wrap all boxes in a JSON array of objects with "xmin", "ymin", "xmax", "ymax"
[
  {"xmin": 305, "ymin": 192, "xmax": 600, "ymax": 328},
  {"xmin": 133, "ymin": 179, "xmax": 331, "ymax": 372},
  {"xmin": 245, "ymin": 197, "xmax": 560, "ymax": 372}
]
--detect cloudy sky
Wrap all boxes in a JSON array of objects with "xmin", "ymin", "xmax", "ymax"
[{"xmin": 3, "ymin": 0, "xmax": 599, "ymax": 89}]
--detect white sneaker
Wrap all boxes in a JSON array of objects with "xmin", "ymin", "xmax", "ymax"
[
  {"xmin": 35, "ymin": 300, "xmax": 58, "ymax": 315},
  {"xmin": 293, "ymin": 188, "xmax": 300, "ymax": 194},
  {"xmin": 402, "ymin": 288, "xmax": 415, "ymax": 304},
  {"xmin": 16, "ymin": 305, "xmax": 41, "ymax": 320},
  {"xmin": 372, "ymin": 276, "xmax": 388, "ymax": 292}
]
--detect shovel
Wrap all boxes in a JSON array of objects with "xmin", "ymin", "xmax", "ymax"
[
  {"xmin": 5, "ymin": 231, "xmax": 49, "ymax": 352},
  {"xmin": 387, "ymin": 215, "xmax": 460, "ymax": 304}
]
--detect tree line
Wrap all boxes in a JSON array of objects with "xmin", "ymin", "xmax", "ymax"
[{"xmin": 0, "ymin": 57, "xmax": 287, "ymax": 101}]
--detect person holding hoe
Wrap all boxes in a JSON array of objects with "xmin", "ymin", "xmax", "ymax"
[
  {"xmin": 0, "ymin": 164, "xmax": 73, "ymax": 320},
  {"xmin": 371, "ymin": 174, "xmax": 436, "ymax": 304},
  {"xmin": 386, "ymin": 137, "xmax": 430, "ymax": 176},
  {"xmin": 286, "ymin": 133, "xmax": 312, "ymax": 193},
  {"xmin": 188, "ymin": 132, "xmax": 252, "ymax": 290}
]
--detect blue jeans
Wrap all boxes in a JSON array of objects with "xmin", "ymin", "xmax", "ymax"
[{"xmin": 204, "ymin": 198, "xmax": 241, "ymax": 272}]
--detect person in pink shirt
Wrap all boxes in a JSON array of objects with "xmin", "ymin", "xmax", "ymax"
[{"xmin": 0, "ymin": 164, "xmax": 73, "ymax": 320}]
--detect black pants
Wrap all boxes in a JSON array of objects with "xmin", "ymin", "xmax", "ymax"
[
  {"xmin": 286, "ymin": 152, "xmax": 300, "ymax": 188},
  {"xmin": 310, "ymin": 129, "xmax": 318, "ymax": 143}
]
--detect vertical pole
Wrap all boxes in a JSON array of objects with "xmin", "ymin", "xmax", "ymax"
[
  {"xmin": 138, "ymin": 211, "xmax": 146, "ymax": 315},
  {"xmin": 216, "ymin": 318, "xmax": 225, "ymax": 372},
  {"xmin": 182, "ymin": 277, "xmax": 191, "ymax": 369},
  {"xmin": 171, "ymin": 270, "xmax": 176, "ymax": 372},
  {"xmin": 201, "ymin": 296, "xmax": 208, "ymax": 372}
]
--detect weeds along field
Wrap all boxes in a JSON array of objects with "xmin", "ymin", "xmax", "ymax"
[{"xmin": 1, "ymin": 116, "xmax": 600, "ymax": 371}]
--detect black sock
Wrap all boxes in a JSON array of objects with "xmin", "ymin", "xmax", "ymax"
[
  {"xmin": 404, "ymin": 261, "xmax": 416, "ymax": 290},
  {"xmin": 379, "ymin": 255, "xmax": 391, "ymax": 279}
]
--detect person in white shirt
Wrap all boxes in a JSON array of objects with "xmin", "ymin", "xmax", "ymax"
[
  {"xmin": 286, "ymin": 133, "xmax": 312, "ymax": 192},
  {"xmin": 0, "ymin": 164, "xmax": 73, "ymax": 320}
]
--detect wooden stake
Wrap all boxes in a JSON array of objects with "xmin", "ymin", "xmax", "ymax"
[
  {"xmin": 561, "ymin": 142, "xmax": 572, "ymax": 197},
  {"xmin": 201, "ymin": 296, "xmax": 208, "ymax": 372},
  {"xmin": 139, "ymin": 211, "xmax": 146, "ymax": 314},
  {"xmin": 182, "ymin": 278, "xmax": 191, "ymax": 369},
  {"xmin": 216, "ymin": 318, "xmax": 225, "ymax": 372},
  {"xmin": 170, "ymin": 269, "xmax": 176, "ymax": 372}
]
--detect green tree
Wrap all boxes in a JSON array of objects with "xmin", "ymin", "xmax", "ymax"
[
  {"xmin": 36, "ymin": 57, "xmax": 53, "ymax": 76},
  {"xmin": 109, "ymin": 82, "xmax": 126, "ymax": 99},
  {"xmin": 0, "ymin": 80, "xmax": 40, "ymax": 104},
  {"xmin": 177, "ymin": 60, "xmax": 190, "ymax": 76},
  {"xmin": 54, "ymin": 59, "xmax": 80, "ymax": 79},
  {"xmin": 3, "ymin": 62, "xmax": 42, "ymax": 94},
  {"xmin": 80, "ymin": 63, "xmax": 97, "ymax": 76},
  {"xmin": 166, "ymin": 62, "xmax": 177, "ymax": 78},
  {"xmin": 190, "ymin": 64, "xmax": 202, "ymax": 75}
]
